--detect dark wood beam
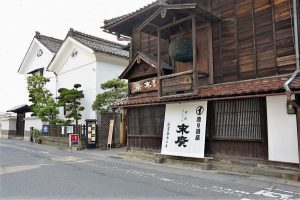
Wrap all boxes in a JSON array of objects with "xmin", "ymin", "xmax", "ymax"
[
  {"xmin": 159, "ymin": 70, "xmax": 193, "ymax": 79},
  {"xmin": 164, "ymin": 3, "xmax": 197, "ymax": 10},
  {"xmin": 291, "ymin": 100, "xmax": 300, "ymax": 168},
  {"xmin": 137, "ymin": 8, "xmax": 162, "ymax": 32},
  {"xmin": 160, "ymin": 92, "xmax": 195, "ymax": 99},
  {"xmin": 192, "ymin": 16, "xmax": 198, "ymax": 95},
  {"xmin": 158, "ymin": 15, "xmax": 194, "ymax": 31},
  {"xmin": 157, "ymin": 30, "xmax": 162, "ymax": 97},
  {"xmin": 208, "ymin": 23, "xmax": 214, "ymax": 84}
]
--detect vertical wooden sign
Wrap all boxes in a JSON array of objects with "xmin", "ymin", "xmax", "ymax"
[{"xmin": 107, "ymin": 120, "xmax": 114, "ymax": 149}]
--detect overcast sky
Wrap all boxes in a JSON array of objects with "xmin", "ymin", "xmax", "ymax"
[{"xmin": 0, "ymin": 0, "xmax": 154, "ymax": 112}]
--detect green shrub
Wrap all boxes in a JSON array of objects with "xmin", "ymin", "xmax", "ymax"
[{"xmin": 32, "ymin": 128, "xmax": 42, "ymax": 139}]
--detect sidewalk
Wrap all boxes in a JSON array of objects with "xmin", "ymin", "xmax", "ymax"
[{"xmin": 114, "ymin": 149, "xmax": 300, "ymax": 182}]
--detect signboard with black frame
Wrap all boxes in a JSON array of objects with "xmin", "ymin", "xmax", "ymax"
[{"xmin": 85, "ymin": 119, "xmax": 97, "ymax": 149}]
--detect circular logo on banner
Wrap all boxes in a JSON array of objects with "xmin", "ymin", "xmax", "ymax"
[{"xmin": 196, "ymin": 106, "xmax": 204, "ymax": 115}]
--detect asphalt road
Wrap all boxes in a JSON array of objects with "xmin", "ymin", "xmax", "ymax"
[{"xmin": 0, "ymin": 139, "xmax": 299, "ymax": 200}]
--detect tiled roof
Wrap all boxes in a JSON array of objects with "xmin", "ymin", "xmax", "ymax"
[
  {"xmin": 198, "ymin": 75, "xmax": 292, "ymax": 98},
  {"xmin": 67, "ymin": 28, "xmax": 129, "ymax": 58},
  {"xmin": 115, "ymin": 75, "xmax": 298, "ymax": 107},
  {"xmin": 102, "ymin": 1, "xmax": 159, "ymax": 29},
  {"xmin": 35, "ymin": 32, "xmax": 63, "ymax": 53},
  {"xmin": 7, "ymin": 104, "xmax": 30, "ymax": 113}
]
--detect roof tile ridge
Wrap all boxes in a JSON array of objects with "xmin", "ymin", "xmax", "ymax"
[
  {"xmin": 34, "ymin": 31, "xmax": 63, "ymax": 43},
  {"xmin": 103, "ymin": 0, "xmax": 159, "ymax": 26},
  {"xmin": 68, "ymin": 28, "xmax": 127, "ymax": 49}
]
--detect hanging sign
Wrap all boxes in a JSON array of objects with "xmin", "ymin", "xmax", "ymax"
[
  {"xmin": 129, "ymin": 77, "xmax": 158, "ymax": 94},
  {"xmin": 161, "ymin": 101, "xmax": 208, "ymax": 158}
]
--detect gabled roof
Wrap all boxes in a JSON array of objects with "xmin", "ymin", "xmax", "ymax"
[
  {"xmin": 102, "ymin": 0, "xmax": 159, "ymax": 29},
  {"xmin": 102, "ymin": 0, "xmax": 221, "ymax": 37},
  {"xmin": 67, "ymin": 28, "xmax": 129, "ymax": 58},
  {"xmin": 119, "ymin": 51, "xmax": 172, "ymax": 79},
  {"xmin": 7, "ymin": 104, "xmax": 30, "ymax": 113},
  {"xmin": 35, "ymin": 32, "xmax": 63, "ymax": 53},
  {"xmin": 18, "ymin": 32, "xmax": 63, "ymax": 74}
]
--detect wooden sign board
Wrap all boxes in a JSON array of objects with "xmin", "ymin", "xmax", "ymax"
[
  {"xmin": 162, "ymin": 75, "xmax": 192, "ymax": 94},
  {"xmin": 129, "ymin": 77, "xmax": 158, "ymax": 94},
  {"xmin": 107, "ymin": 120, "xmax": 114, "ymax": 148}
]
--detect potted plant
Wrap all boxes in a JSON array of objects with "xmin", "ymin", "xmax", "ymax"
[{"xmin": 32, "ymin": 128, "xmax": 42, "ymax": 144}]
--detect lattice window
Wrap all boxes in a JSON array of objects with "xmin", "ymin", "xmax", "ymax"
[{"xmin": 213, "ymin": 98, "xmax": 264, "ymax": 140}]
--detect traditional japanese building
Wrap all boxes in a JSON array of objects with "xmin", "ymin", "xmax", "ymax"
[
  {"xmin": 47, "ymin": 28, "xmax": 129, "ymax": 124},
  {"xmin": 102, "ymin": 0, "xmax": 300, "ymax": 166},
  {"xmin": 16, "ymin": 32, "xmax": 63, "ymax": 140}
]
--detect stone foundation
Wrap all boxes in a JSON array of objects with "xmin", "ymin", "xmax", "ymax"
[
  {"xmin": 0, "ymin": 130, "xmax": 16, "ymax": 139},
  {"xmin": 42, "ymin": 136, "xmax": 86, "ymax": 150},
  {"xmin": 24, "ymin": 130, "xmax": 31, "ymax": 141}
]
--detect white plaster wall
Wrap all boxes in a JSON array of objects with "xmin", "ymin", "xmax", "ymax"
[
  {"xmin": 19, "ymin": 39, "xmax": 57, "ymax": 102},
  {"xmin": 96, "ymin": 54, "xmax": 128, "ymax": 94},
  {"xmin": 19, "ymin": 39, "xmax": 54, "ymax": 75},
  {"xmin": 56, "ymin": 48, "xmax": 97, "ymax": 124},
  {"xmin": 44, "ymin": 70, "xmax": 57, "ymax": 97},
  {"xmin": 24, "ymin": 117, "xmax": 43, "ymax": 131},
  {"xmin": 0, "ymin": 117, "xmax": 17, "ymax": 131},
  {"xmin": 29, "ymin": 42, "xmax": 54, "ymax": 73},
  {"xmin": 267, "ymin": 95, "xmax": 299, "ymax": 164}
]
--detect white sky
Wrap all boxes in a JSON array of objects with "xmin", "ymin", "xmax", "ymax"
[{"xmin": 0, "ymin": 0, "xmax": 154, "ymax": 112}]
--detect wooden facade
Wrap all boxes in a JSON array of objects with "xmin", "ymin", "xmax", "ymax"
[
  {"xmin": 103, "ymin": 0, "xmax": 299, "ymax": 157},
  {"xmin": 212, "ymin": 0, "xmax": 296, "ymax": 82},
  {"xmin": 118, "ymin": 0, "xmax": 297, "ymax": 101},
  {"xmin": 127, "ymin": 105, "xmax": 165, "ymax": 151}
]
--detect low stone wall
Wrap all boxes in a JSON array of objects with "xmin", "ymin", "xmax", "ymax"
[
  {"xmin": 0, "ymin": 130, "xmax": 16, "ymax": 139},
  {"xmin": 24, "ymin": 130, "xmax": 31, "ymax": 141},
  {"xmin": 42, "ymin": 136, "xmax": 69, "ymax": 148},
  {"xmin": 42, "ymin": 136, "xmax": 86, "ymax": 150}
]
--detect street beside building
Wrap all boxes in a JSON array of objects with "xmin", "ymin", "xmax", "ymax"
[{"xmin": 1, "ymin": 139, "xmax": 299, "ymax": 200}]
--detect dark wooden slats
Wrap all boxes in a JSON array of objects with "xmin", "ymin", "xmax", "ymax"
[
  {"xmin": 127, "ymin": 105, "xmax": 165, "ymax": 151},
  {"xmin": 212, "ymin": 0, "xmax": 296, "ymax": 84},
  {"xmin": 213, "ymin": 98, "xmax": 263, "ymax": 140}
]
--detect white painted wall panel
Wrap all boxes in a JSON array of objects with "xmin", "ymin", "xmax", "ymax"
[
  {"xmin": 29, "ymin": 44, "xmax": 53, "ymax": 73},
  {"xmin": 0, "ymin": 118, "xmax": 17, "ymax": 131},
  {"xmin": 267, "ymin": 95, "xmax": 299, "ymax": 164},
  {"xmin": 56, "ymin": 50, "xmax": 97, "ymax": 124},
  {"xmin": 24, "ymin": 117, "xmax": 42, "ymax": 131},
  {"xmin": 96, "ymin": 54, "xmax": 128, "ymax": 94}
]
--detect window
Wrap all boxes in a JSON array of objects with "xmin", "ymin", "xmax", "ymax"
[{"xmin": 212, "ymin": 98, "xmax": 265, "ymax": 140}]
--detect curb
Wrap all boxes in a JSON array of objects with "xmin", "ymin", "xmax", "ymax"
[{"xmin": 118, "ymin": 150, "xmax": 300, "ymax": 182}]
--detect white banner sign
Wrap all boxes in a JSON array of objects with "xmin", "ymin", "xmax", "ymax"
[{"xmin": 161, "ymin": 101, "xmax": 208, "ymax": 158}]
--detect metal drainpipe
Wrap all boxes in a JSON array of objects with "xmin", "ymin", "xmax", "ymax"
[{"xmin": 283, "ymin": 0, "xmax": 300, "ymax": 100}]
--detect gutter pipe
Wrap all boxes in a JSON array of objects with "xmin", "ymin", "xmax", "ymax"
[{"xmin": 283, "ymin": 0, "xmax": 300, "ymax": 100}]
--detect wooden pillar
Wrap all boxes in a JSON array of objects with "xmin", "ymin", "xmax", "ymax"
[
  {"xmin": 192, "ymin": 16, "xmax": 198, "ymax": 95},
  {"xmin": 295, "ymin": 104, "xmax": 300, "ymax": 168},
  {"xmin": 157, "ymin": 29, "xmax": 162, "ymax": 97},
  {"xmin": 292, "ymin": 100, "xmax": 300, "ymax": 168},
  {"xmin": 208, "ymin": 23, "xmax": 214, "ymax": 84}
]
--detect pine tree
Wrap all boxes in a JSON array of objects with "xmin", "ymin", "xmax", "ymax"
[
  {"xmin": 57, "ymin": 84, "xmax": 85, "ymax": 125},
  {"xmin": 92, "ymin": 79, "xmax": 127, "ymax": 112},
  {"xmin": 27, "ymin": 75, "xmax": 60, "ymax": 124}
]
